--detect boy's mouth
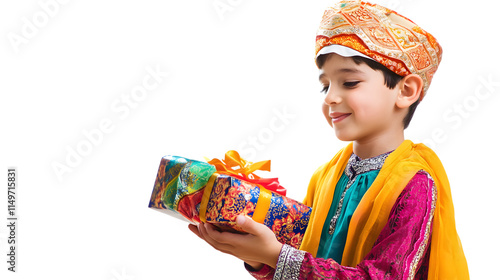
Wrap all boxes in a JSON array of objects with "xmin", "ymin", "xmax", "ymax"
[{"xmin": 330, "ymin": 112, "xmax": 351, "ymax": 123}]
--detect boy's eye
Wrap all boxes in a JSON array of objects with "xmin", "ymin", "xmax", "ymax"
[
  {"xmin": 320, "ymin": 81, "xmax": 360, "ymax": 93},
  {"xmin": 343, "ymin": 81, "xmax": 360, "ymax": 88}
]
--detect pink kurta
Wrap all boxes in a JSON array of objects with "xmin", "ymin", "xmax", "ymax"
[{"xmin": 247, "ymin": 171, "xmax": 436, "ymax": 280}]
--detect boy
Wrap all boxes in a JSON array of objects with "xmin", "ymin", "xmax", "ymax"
[{"xmin": 189, "ymin": 1, "xmax": 469, "ymax": 279}]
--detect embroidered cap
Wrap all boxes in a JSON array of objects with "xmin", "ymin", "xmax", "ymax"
[{"xmin": 315, "ymin": 0, "xmax": 443, "ymax": 98}]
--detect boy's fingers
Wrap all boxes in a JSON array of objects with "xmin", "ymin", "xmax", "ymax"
[
  {"xmin": 198, "ymin": 223, "xmax": 237, "ymax": 253},
  {"xmin": 198, "ymin": 223, "xmax": 227, "ymax": 245},
  {"xmin": 188, "ymin": 224, "xmax": 202, "ymax": 239},
  {"xmin": 235, "ymin": 215, "xmax": 267, "ymax": 236},
  {"xmin": 203, "ymin": 223, "xmax": 236, "ymax": 244}
]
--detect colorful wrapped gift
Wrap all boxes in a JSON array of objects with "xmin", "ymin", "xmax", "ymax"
[{"xmin": 148, "ymin": 151, "xmax": 311, "ymax": 248}]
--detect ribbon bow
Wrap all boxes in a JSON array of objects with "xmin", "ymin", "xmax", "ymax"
[{"xmin": 206, "ymin": 150, "xmax": 287, "ymax": 196}]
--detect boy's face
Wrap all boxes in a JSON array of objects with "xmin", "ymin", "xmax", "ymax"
[{"xmin": 319, "ymin": 53, "xmax": 402, "ymax": 143}]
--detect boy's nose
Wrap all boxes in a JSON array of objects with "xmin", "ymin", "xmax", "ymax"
[{"xmin": 324, "ymin": 87, "xmax": 342, "ymax": 105}]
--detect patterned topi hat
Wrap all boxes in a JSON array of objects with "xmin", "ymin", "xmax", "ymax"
[{"xmin": 315, "ymin": 0, "xmax": 443, "ymax": 98}]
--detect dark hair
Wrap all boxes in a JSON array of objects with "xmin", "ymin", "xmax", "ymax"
[{"xmin": 317, "ymin": 54, "xmax": 419, "ymax": 129}]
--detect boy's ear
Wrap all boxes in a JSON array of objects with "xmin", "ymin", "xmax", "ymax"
[{"xmin": 396, "ymin": 74, "xmax": 424, "ymax": 109}]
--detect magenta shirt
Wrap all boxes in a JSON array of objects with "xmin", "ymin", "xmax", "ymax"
[{"xmin": 247, "ymin": 171, "xmax": 435, "ymax": 280}]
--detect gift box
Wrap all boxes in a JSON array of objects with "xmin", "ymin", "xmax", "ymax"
[
  {"xmin": 148, "ymin": 155, "xmax": 216, "ymax": 223},
  {"xmin": 148, "ymin": 151, "xmax": 311, "ymax": 249}
]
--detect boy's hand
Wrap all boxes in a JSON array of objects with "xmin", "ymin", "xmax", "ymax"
[{"xmin": 188, "ymin": 215, "xmax": 283, "ymax": 270}]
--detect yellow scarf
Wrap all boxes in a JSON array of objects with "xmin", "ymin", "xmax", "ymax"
[{"xmin": 300, "ymin": 140, "xmax": 469, "ymax": 279}]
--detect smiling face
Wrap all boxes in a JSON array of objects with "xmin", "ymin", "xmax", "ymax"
[{"xmin": 319, "ymin": 53, "xmax": 405, "ymax": 145}]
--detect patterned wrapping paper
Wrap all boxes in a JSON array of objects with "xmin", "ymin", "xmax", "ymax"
[
  {"xmin": 148, "ymin": 155, "xmax": 216, "ymax": 223},
  {"xmin": 204, "ymin": 175, "xmax": 311, "ymax": 248},
  {"xmin": 148, "ymin": 154, "xmax": 311, "ymax": 249}
]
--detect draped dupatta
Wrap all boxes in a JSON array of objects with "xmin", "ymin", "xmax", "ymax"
[{"xmin": 300, "ymin": 140, "xmax": 469, "ymax": 279}]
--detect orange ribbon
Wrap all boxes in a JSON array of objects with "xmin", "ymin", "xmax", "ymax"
[
  {"xmin": 252, "ymin": 187, "xmax": 272, "ymax": 224},
  {"xmin": 199, "ymin": 173, "xmax": 218, "ymax": 223},
  {"xmin": 206, "ymin": 150, "xmax": 286, "ymax": 196},
  {"xmin": 198, "ymin": 151, "xmax": 287, "ymax": 225},
  {"xmin": 207, "ymin": 150, "xmax": 271, "ymax": 180}
]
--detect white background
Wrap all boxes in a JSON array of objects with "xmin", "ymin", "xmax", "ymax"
[{"xmin": 0, "ymin": 0, "xmax": 498, "ymax": 279}]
